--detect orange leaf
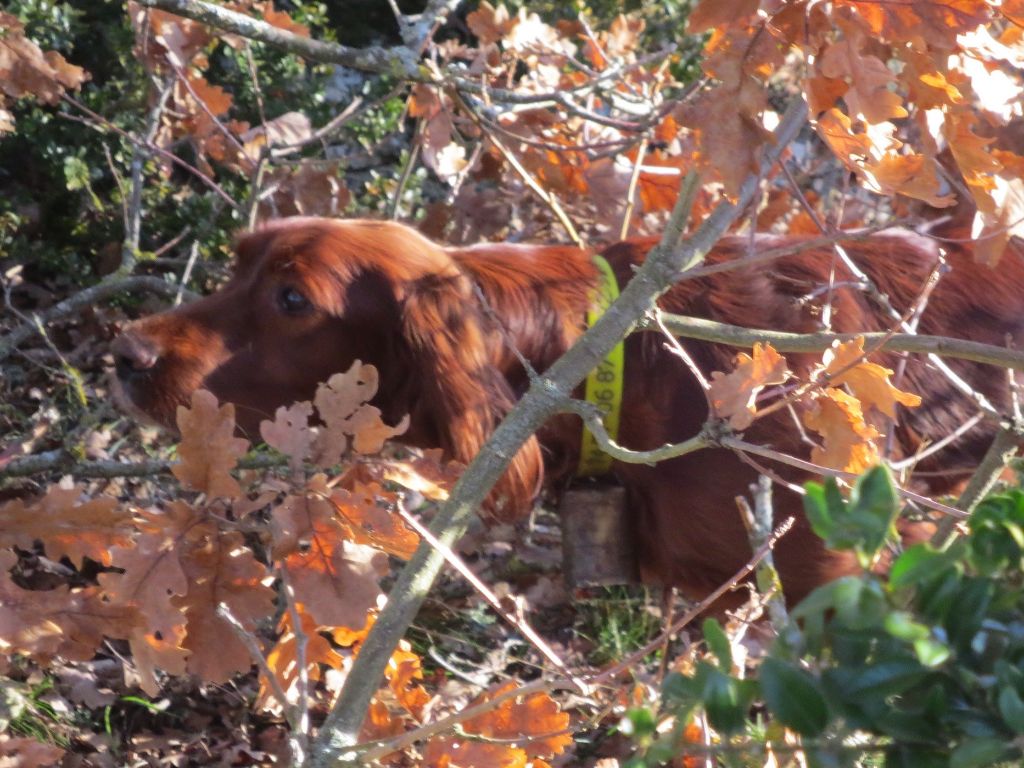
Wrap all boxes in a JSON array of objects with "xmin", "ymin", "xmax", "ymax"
[
  {"xmin": 823, "ymin": 338, "xmax": 922, "ymax": 419},
  {"xmin": 258, "ymin": 604, "xmax": 344, "ymax": 713},
  {"xmin": 460, "ymin": 681, "xmax": 572, "ymax": 759},
  {"xmin": 804, "ymin": 388, "xmax": 880, "ymax": 473},
  {"xmin": 708, "ymin": 343, "xmax": 790, "ymax": 430},
  {"xmin": 172, "ymin": 390, "xmax": 249, "ymax": 498},
  {"xmin": 386, "ymin": 646, "xmax": 431, "ymax": 719}
]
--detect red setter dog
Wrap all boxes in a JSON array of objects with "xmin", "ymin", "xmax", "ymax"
[{"xmin": 114, "ymin": 218, "xmax": 1024, "ymax": 604}]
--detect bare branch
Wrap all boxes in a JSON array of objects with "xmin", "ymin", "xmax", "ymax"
[
  {"xmin": 649, "ymin": 314, "xmax": 1024, "ymax": 372},
  {"xmin": 135, "ymin": 0, "xmax": 418, "ymax": 78},
  {"xmin": 0, "ymin": 275, "xmax": 197, "ymax": 362}
]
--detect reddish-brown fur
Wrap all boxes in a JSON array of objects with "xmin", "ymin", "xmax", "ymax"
[{"xmin": 114, "ymin": 217, "xmax": 1024, "ymax": 605}]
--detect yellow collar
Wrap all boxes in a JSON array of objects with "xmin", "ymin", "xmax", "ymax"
[{"xmin": 576, "ymin": 254, "xmax": 625, "ymax": 478}]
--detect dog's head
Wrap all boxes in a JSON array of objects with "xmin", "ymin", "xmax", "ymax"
[{"xmin": 114, "ymin": 217, "xmax": 542, "ymax": 516}]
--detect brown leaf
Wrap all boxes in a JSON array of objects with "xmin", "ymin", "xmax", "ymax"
[
  {"xmin": 0, "ymin": 552, "xmax": 142, "ymax": 665},
  {"xmin": 0, "ymin": 485, "xmax": 131, "ymax": 567},
  {"xmin": 819, "ymin": 31, "xmax": 907, "ymax": 124},
  {"xmin": 271, "ymin": 492, "xmax": 387, "ymax": 628},
  {"xmin": 255, "ymin": 1, "xmax": 309, "ymax": 37},
  {"xmin": 0, "ymin": 11, "xmax": 88, "ymax": 132},
  {"xmin": 466, "ymin": 1, "xmax": 514, "ymax": 46},
  {"xmin": 687, "ymin": 0, "xmax": 760, "ymax": 33},
  {"xmin": 173, "ymin": 530, "xmax": 275, "ymax": 681},
  {"xmin": 708, "ymin": 343, "xmax": 790, "ymax": 430},
  {"xmin": 260, "ymin": 400, "xmax": 315, "ymax": 470},
  {"xmin": 330, "ymin": 482, "xmax": 420, "ymax": 560},
  {"xmin": 0, "ymin": 736, "xmax": 64, "ymax": 768},
  {"xmin": 311, "ymin": 361, "xmax": 408, "ymax": 466},
  {"xmin": 172, "ymin": 390, "xmax": 249, "ymax": 498}
]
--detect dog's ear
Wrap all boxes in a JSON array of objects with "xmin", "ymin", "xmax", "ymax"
[{"xmin": 401, "ymin": 271, "xmax": 543, "ymax": 520}]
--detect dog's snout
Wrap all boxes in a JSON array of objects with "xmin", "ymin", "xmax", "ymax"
[{"xmin": 113, "ymin": 332, "xmax": 160, "ymax": 379}]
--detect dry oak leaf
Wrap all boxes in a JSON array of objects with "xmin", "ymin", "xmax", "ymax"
[
  {"xmin": 359, "ymin": 699, "xmax": 407, "ymax": 757},
  {"xmin": 423, "ymin": 741, "xmax": 528, "ymax": 768},
  {"xmin": 260, "ymin": 400, "xmax": 315, "ymax": 470},
  {"xmin": 804, "ymin": 387, "xmax": 880, "ymax": 474},
  {"xmin": 330, "ymin": 481, "xmax": 420, "ymax": 560},
  {"xmin": 822, "ymin": 338, "xmax": 922, "ymax": 418},
  {"xmin": 98, "ymin": 503, "xmax": 193, "ymax": 660},
  {"xmin": 0, "ymin": 553, "xmax": 142, "ymax": 664},
  {"xmin": 461, "ymin": 681, "xmax": 572, "ymax": 759},
  {"xmin": 832, "ymin": 0, "xmax": 990, "ymax": 49},
  {"xmin": 708, "ymin": 343, "xmax": 790, "ymax": 430},
  {"xmin": 818, "ymin": 33, "xmax": 908, "ymax": 124},
  {"xmin": 386, "ymin": 645, "xmax": 431, "ymax": 719},
  {"xmin": 466, "ymin": 1, "xmax": 515, "ymax": 46},
  {"xmin": 379, "ymin": 448, "xmax": 463, "ymax": 503},
  {"xmin": 172, "ymin": 530, "xmax": 275, "ymax": 682},
  {"xmin": 254, "ymin": 1, "xmax": 310, "ymax": 37},
  {"xmin": 312, "ymin": 362, "xmax": 409, "ymax": 466},
  {"xmin": 257, "ymin": 604, "xmax": 344, "ymax": 714},
  {"xmin": 172, "ymin": 389, "xmax": 249, "ymax": 498},
  {"xmin": 0, "ymin": 485, "xmax": 131, "ymax": 567},
  {"xmin": 271, "ymin": 492, "xmax": 387, "ymax": 628},
  {"xmin": 687, "ymin": 0, "xmax": 760, "ymax": 34},
  {"xmin": 101, "ymin": 501, "xmax": 215, "ymax": 683},
  {"xmin": 863, "ymin": 153, "xmax": 954, "ymax": 208},
  {"xmin": 283, "ymin": 537, "xmax": 386, "ymax": 630},
  {"xmin": 0, "ymin": 11, "xmax": 88, "ymax": 133},
  {"xmin": 0, "ymin": 736, "xmax": 64, "ymax": 768}
]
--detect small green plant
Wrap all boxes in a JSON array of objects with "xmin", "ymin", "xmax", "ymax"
[{"xmin": 642, "ymin": 467, "xmax": 1024, "ymax": 767}]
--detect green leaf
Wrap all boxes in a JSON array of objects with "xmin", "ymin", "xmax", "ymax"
[
  {"xmin": 802, "ymin": 467, "xmax": 899, "ymax": 562},
  {"xmin": 702, "ymin": 618, "xmax": 732, "ymax": 672},
  {"xmin": 998, "ymin": 686, "xmax": 1024, "ymax": 733},
  {"xmin": 701, "ymin": 667, "xmax": 747, "ymax": 734},
  {"xmin": 949, "ymin": 737, "xmax": 1008, "ymax": 768},
  {"xmin": 621, "ymin": 707, "xmax": 657, "ymax": 739},
  {"xmin": 890, "ymin": 543, "xmax": 959, "ymax": 590},
  {"xmin": 885, "ymin": 611, "xmax": 929, "ymax": 642},
  {"xmin": 912, "ymin": 637, "xmax": 950, "ymax": 668},
  {"xmin": 760, "ymin": 658, "xmax": 829, "ymax": 736}
]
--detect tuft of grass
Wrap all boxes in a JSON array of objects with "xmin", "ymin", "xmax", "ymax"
[{"xmin": 574, "ymin": 585, "xmax": 665, "ymax": 666}]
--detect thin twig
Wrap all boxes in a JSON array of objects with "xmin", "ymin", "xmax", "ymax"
[
  {"xmin": 216, "ymin": 602, "xmax": 305, "ymax": 767},
  {"xmin": 279, "ymin": 569, "xmax": 311, "ymax": 760}
]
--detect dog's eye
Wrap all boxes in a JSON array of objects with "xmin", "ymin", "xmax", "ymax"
[{"xmin": 278, "ymin": 286, "xmax": 311, "ymax": 315}]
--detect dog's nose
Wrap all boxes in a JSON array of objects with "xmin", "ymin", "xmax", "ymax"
[{"xmin": 112, "ymin": 332, "xmax": 159, "ymax": 380}]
